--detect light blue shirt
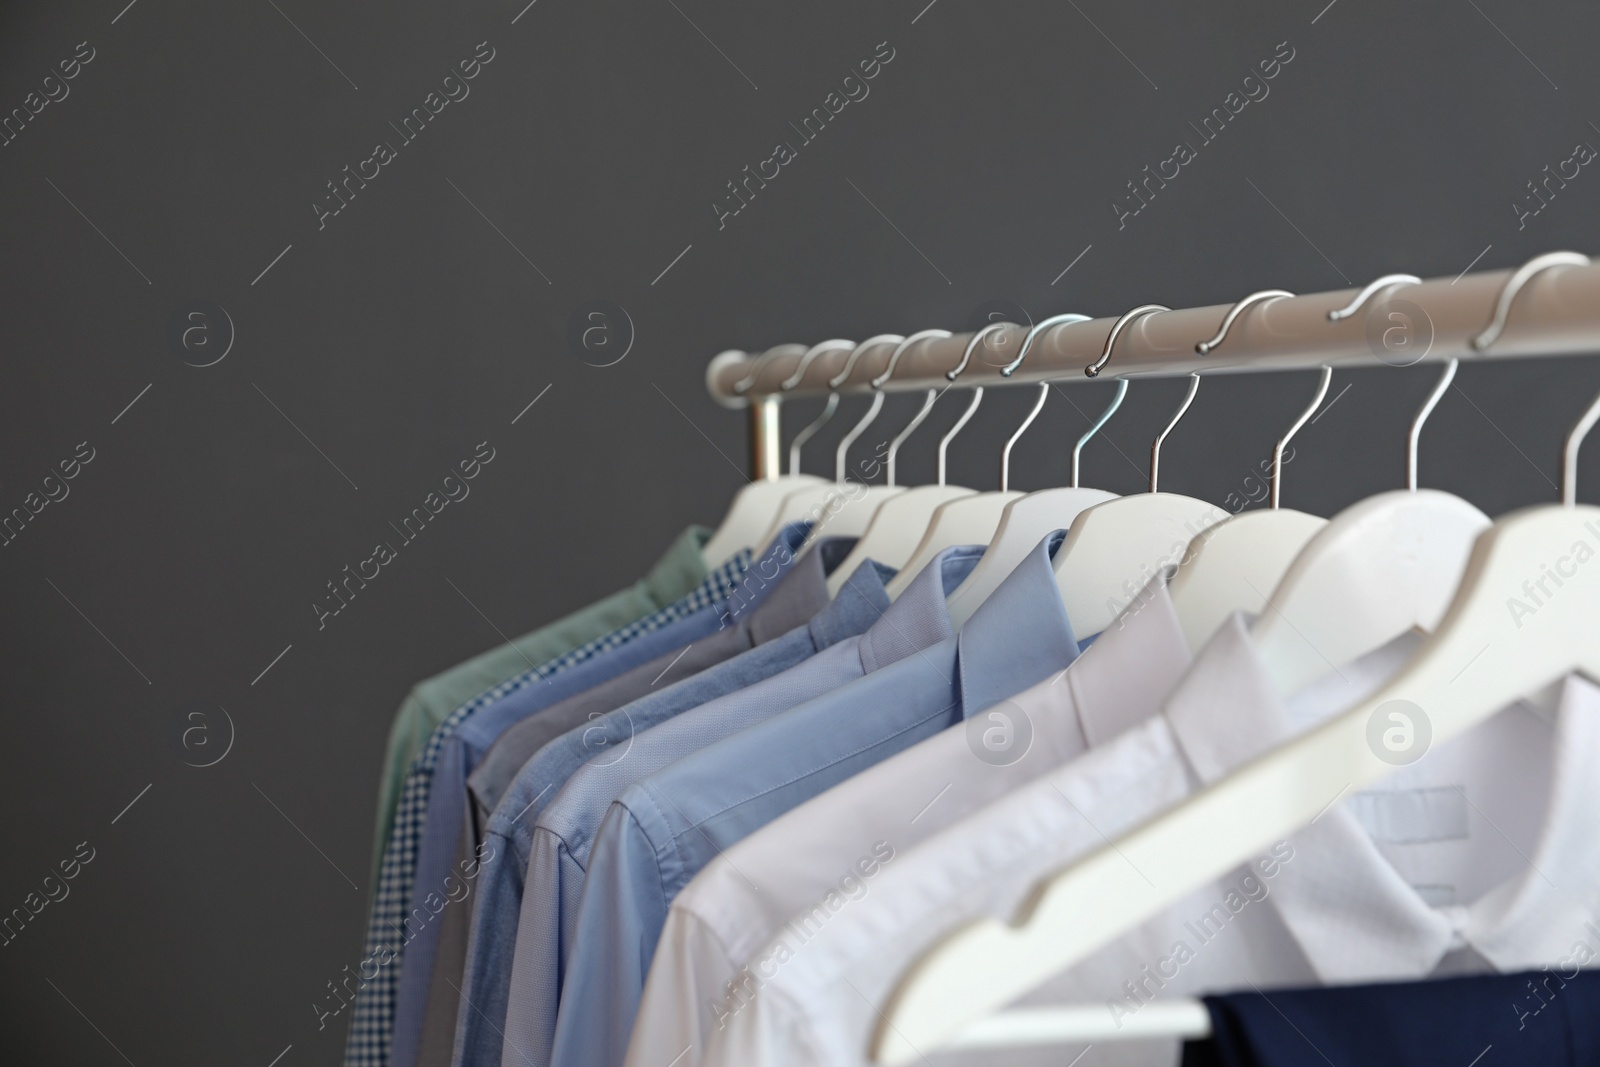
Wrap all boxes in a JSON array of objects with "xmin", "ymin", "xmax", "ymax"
[
  {"xmin": 452, "ymin": 551, "xmax": 943, "ymax": 1067},
  {"xmin": 544, "ymin": 532, "xmax": 1081, "ymax": 1067},
  {"xmin": 491, "ymin": 547, "xmax": 984, "ymax": 1067},
  {"xmin": 350, "ymin": 526, "xmax": 796, "ymax": 1067}
]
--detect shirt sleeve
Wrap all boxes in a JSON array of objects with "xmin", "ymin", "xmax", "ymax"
[
  {"xmin": 546, "ymin": 802, "xmax": 671, "ymax": 1067},
  {"xmin": 451, "ymin": 828, "xmax": 524, "ymax": 1067},
  {"xmin": 626, "ymin": 908, "xmax": 742, "ymax": 1067},
  {"xmin": 499, "ymin": 827, "xmax": 571, "ymax": 1067}
]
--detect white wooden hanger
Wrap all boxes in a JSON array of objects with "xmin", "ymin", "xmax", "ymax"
[
  {"xmin": 945, "ymin": 314, "xmax": 1121, "ymax": 627},
  {"xmin": 884, "ymin": 323, "xmax": 1032, "ymax": 599},
  {"xmin": 1247, "ymin": 259, "xmax": 1592, "ymax": 693},
  {"xmin": 1052, "ymin": 305, "xmax": 1231, "ymax": 637},
  {"xmin": 754, "ymin": 336, "xmax": 906, "ymax": 550},
  {"xmin": 1168, "ymin": 291, "xmax": 1339, "ymax": 649},
  {"xmin": 871, "ymin": 256, "xmax": 1600, "ymax": 1063},
  {"xmin": 700, "ymin": 345, "xmax": 837, "ymax": 566},
  {"xmin": 826, "ymin": 331, "xmax": 978, "ymax": 595},
  {"xmin": 1250, "ymin": 362, "xmax": 1490, "ymax": 694},
  {"xmin": 700, "ymin": 346, "xmax": 824, "ymax": 566}
]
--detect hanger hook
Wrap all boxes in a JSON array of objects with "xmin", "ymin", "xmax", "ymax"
[
  {"xmin": 999, "ymin": 313, "xmax": 1092, "ymax": 377},
  {"xmin": 1001, "ymin": 384, "xmax": 1050, "ymax": 493},
  {"xmin": 836, "ymin": 392, "xmax": 887, "ymax": 482},
  {"xmin": 782, "ymin": 339, "xmax": 854, "ymax": 475},
  {"xmin": 1072, "ymin": 379, "xmax": 1128, "ymax": 489},
  {"xmin": 1150, "ymin": 374, "xmax": 1200, "ymax": 494},
  {"xmin": 732, "ymin": 345, "xmax": 788, "ymax": 395},
  {"xmin": 787, "ymin": 395, "xmax": 838, "ymax": 476},
  {"xmin": 946, "ymin": 322, "xmax": 1017, "ymax": 381},
  {"xmin": 872, "ymin": 329, "xmax": 951, "ymax": 389},
  {"xmin": 1407, "ymin": 359, "xmax": 1458, "ymax": 491},
  {"xmin": 828, "ymin": 334, "xmax": 904, "ymax": 390},
  {"xmin": 1195, "ymin": 290, "xmax": 1294, "ymax": 355},
  {"xmin": 1472, "ymin": 251, "xmax": 1591, "ymax": 351},
  {"xmin": 938, "ymin": 388, "xmax": 983, "ymax": 487},
  {"xmin": 1270, "ymin": 366, "xmax": 1332, "ymax": 509},
  {"xmin": 827, "ymin": 336, "xmax": 902, "ymax": 482},
  {"xmin": 781, "ymin": 338, "xmax": 854, "ymax": 392},
  {"xmin": 876, "ymin": 331, "xmax": 952, "ymax": 485},
  {"xmin": 886, "ymin": 390, "xmax": 939, "ymax": 488},
  {"xmin": 1563, "ymin": 388, "xmax": 1600, "ymax": 507},
  {"xmin": 1326, "ymin": 274, "xmax": 1421, "ymax": 322},
  {"xmin": 1085, "ymin": 305, "xmax": 1169, "ymax": 378}
]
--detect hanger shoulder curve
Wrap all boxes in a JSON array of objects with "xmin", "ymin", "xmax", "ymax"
[
  {"xmin": 1251, "ymin": 489, "xmax": 1490, "ymax": 697},
  {"xmin": 1168, "ymin": 508, "xmax": 1328, "ymax": 650},
  {"xmin": 884, "ymin": 491, "xmax": 1023, "ymax": 600},
  {"xmin": 945, "ymin": 487, "xmax": 1118, "ymax": 629},
  {"xmin": 700, "ymin": 475, "xmax": 825, "ymax": 567},
  {"xmin": 1053, "ymin": 493, "xmax": 1231, "ymax": 637},
  {"xmin": 826, "ymin": 484, "xmax": 975, "ymax": 597},
  {"xmin": 873, "ymin": 503, "xmax": 1600, "ymax": 1065},
  {"xmin": 804, "ymin": 485, "xmax": 907, "ymax": 552}
]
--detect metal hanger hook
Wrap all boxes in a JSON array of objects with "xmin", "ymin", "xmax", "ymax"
[
  {"xmin": 828, "ymin": 334, "xmax": 904, "ymax": 390},
  {"xmin": 1472, "ymin": 251, "xmax": 1590, "ymax": 352},
  {"xmin": 877, "ymin": 330, "xmax": 952, "ymax": 485},
  {"xmin": 937, "ymin": 387, "xmax": 983, "ymax": 487},
  {"xmin": 782, "ymin": 339, "xmax": 854, "ymax": 475},
  {"xmin": 1271, "ymin": 366, "xmax": 1332, "ymax": 509},
  {"xmin": 835, "ymin": 392, "xmax": 886, "ymax": 483},
  {"xmin": 1196, "ymin": 290, "xmax": 1294, "ymax": 355},
  {"xmin": 781, "ymin": 338, "xmax": 854, "ymax": 391},
  {"xmin": 946, "ymin": 322, "xmax": 1017, "ymax": 381},
  {"xmin": 1408, "ymin": 359, "xmax": 1458, "ymax": 491},
  {"xmin": 1001, "ymin": 384, "xmax": 1049, "ymax": 493},
  {"xmin": 1326, "ymin": 274, "xmax": 1421, "ymax": 322},
  {"xmin": 1563, "ymin": 388, "xmax": 1600, "ymax": 507},
  {"xmin": 787, "ymin": 395, "xmax": 838, "ymax": 476},
  {"xmin": 1000, "ymin": 313, "xmax": 1092, "ymax": 377},
  {"xmin": 1085, "ymin": 305, "xmax": 1169, "ymax": 378},
  {"xmin": 829, "ymin": 335, "xmax": 902, "ymax": 482},
  {"xmin": 732, "ymin": 344, "xmax": 795, "ymax": 395},
  {"xmin": 873, "ymin": 329, "xmax": 951, "ymax": 389},
  {"xmin": 1150, "ymin": 374, "xmax": 1200, "ymax": 494},
  {"xmin": 1072, "ymin": 379, "xmax": 1128, "ymax": 488}
]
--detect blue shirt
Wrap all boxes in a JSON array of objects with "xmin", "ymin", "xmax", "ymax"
[
  {"xmin": 490, "ymin": 547, "xmax": 984, "ymax": 1067},
  {"xmin": 343, "ymin": 526, "xmax": 781, "ymax": 1067},
  {"xmin": 451, "ymin": 550, "xmax": 944, "ymax": 1067},
  {"xmin": 402, "ymin": 536, "xmax": 859, "ymax": 1067},
  {"xmin": 544, "ymin": 532, "xmax": 1080, "ymax": 1067},
  {"xmin": 384, "ymin": 526, "xmax": 812, "ymax": 1067}
]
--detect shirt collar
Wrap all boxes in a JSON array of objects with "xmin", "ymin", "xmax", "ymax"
[
  {"xmin": 1161, "ymin": 612, "xmax": 1416, "ymax": 785},
  {"xmin": 956, "ymin": 530, "xmax": 1081, "ymax": 717},
  {"xmin": 1069, "ymin": 571, "xmax": 1193, "ymax": 748},
  {"xmin": 1271, "ymin": 673, "xmax": 1600, "ymax": 982},
  {"xmin": 643, "ymin": 525, "xmax": 715, "ymax": 607},
  {"xmin": 713, "ymin": 521, "xmax": 812, "ymax": 629},
  {"xmin": 1159, "ymin": 614, "xmax": 1600, "ymax": 984},
  {"xmin": 812, "ymin": 557, "xmax": 897, "ymax": 651},
  {"xmin": 854, "ymin": 545, "xmax": 982, "ymax": 674},
  {"xmin": 744, "ymin": 536, "xmax": 853, "ymax": 645}
]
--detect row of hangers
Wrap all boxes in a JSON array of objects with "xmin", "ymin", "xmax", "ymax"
[{"xmin": 696, "ymin": 249, "xmax": 1600, "ymax": 1060}]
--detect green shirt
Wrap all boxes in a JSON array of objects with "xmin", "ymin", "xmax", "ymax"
[{"xmin": 366, "ymin": 526, "xmax": 711, "ymax": 883}]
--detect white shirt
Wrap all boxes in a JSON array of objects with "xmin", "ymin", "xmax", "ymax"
[
  {"xmin": 626, "ymin": 578, "xmax": 1194, "ymax": 1067},
  {"xmin": 703, "ymin": 616, "xmax": 1600, "ymax": 1067}
]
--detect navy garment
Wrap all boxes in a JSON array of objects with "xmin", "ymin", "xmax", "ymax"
[{"xmin": 1183, "ymin": 969, "xmax": 1600, "ymax": 1067}]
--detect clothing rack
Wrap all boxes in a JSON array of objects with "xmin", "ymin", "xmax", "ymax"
[{"xmin": 705, "ymin": 252, "xmax": 1600, "ymax": 479}]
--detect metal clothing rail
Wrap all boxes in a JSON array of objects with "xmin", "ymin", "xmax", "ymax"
[{"xmin": 705, "ymin": 252, "xmax": 1600, "ymax": 479}]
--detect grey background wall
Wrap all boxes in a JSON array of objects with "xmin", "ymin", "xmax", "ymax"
[{"xmin": 3, "ymin": 0, "xmax": 1599, "ymax": 1062}]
